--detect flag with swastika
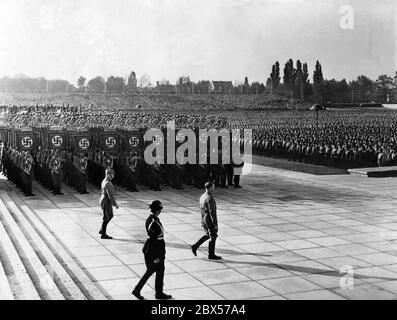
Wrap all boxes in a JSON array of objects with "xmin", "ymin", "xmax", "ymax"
[
  {"xmin": 101, "ymin": 132, "xmax": 119, "ymax": 151},
  {"xmin": 47, "ymin": 131, "xmax": 66, "ymax": 150},
  {"xmin": 16, "ymin": 132, "xmax": 36, "ymax": 151},
  {"xmin": 125, "ymin": 129, "xmax": 144, "ymax": 151},
  {"xmin": 73, "ymin": 135, "xmax": 92, "ymax": 152}
]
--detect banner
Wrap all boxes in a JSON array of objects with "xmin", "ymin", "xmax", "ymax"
[
  {"xmin": 90, "ymin": 127, "xmax": 102, "ymax": 151},
  {"xmin": 125, "ymin": 129, "xmax": 144, "ymax": 151},
  {"xmin": 101, "ymin": 131, "xmax": 120, "ymax": 151},
  {"xmin": 47, "ymin": 131, "xmax": 66, "ymax": 150},
  {"xmin": 16, "ymin": 131, "xmax": 36, "ymax": 151},
  {"xmin": 73, "ymin": 134, "xmax": 92, "ymax": 152}
]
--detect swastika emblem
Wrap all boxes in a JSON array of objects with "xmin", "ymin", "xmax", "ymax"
[
  {"xmin": 199, "ymin": 134, "xmax": 208, "ymax": 143},
  {"xmin": 21, "ymin": 136, "xmax": 33, "ymax": 148},
  {"xmin": 176, "ymin": 133, "xmax": 185, "ymax": 142},
  {"xmin": 153, "ymin": 135, "xmax": 162, "ymax": 145},
  {"xmin": 129, "ymin": 136, "xmax": 139, "ymax": 147},
  {"xmin": 51, "ymin": 135, "xmax": 63, "ymax": 147},
  {"xmin": 79, "ymin": 138, "xmax": 90, "ymax": 149},
  {"xmin": 105, "ymin": 137, "xmax": 116, "ymax": 148}
]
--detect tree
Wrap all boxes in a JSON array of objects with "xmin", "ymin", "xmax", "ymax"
[
  {"xmin": 158, "ymin": 79, "xmax": 170, "ymax": 86},
  {"xmin": 375, "ymin": 74, "xmax": 394, "ymax": 102},
  {"xmin": 320, "ymin": 79, "xmax": 350, "ymax": 103},
  {"xmin": 243, "ymin": 77, "xmax": 250, "ymax": 93},
  {"xmin": 349, "ymin": 75, "xmax": 375, "ymax": 102},
  {"xmin": 244, "ymin": 77, "xmax": 249, "ymax": 86},
  {"xmin": 233, "ymin": 80, "xmax": 243, "ymax": 94},
  {"xmin": 0, "ymin": 76, "xmax": 75, "ymax": 93},
  {"xmin": 177, "ymin": 76, "xmax": 191, "ymax": 86},
  {"xmin": 87, "ymin": 76, "xmax": 105, "ymax": 92},
  {"xmin": 295, "ymin": 61, "xmax": 309, "ymax": 99},
  {"xmin": 175, "ymin": 76, "xmax": 193, "ymax": 93},
  {"xmin": 138, "ymin": 74, "xmax": 151, "ymax": 88},
  {"xmin": 313, "ymin": 60, "xmax": 324, "ymax": 101},
  {"xmin": 127, "ymin": 71, "xmax": 137, "ymax": 92},
  {"xmin": 106, "ymin": 76, "xmax": 125, "ymax": 93},
  {"xmin": 270, "ymin": 61, "xmax": 280, "ymax": 88},
  {"xmin": 77, "ymin": 76, "xmax": 86, "ymax": 89},
  {"xmin": 394, "ymin": 71, "xmax": 397, "ymax": 97},
  {"xmin": 283, "ymin": 59, "xmax": 296, "ymax": 86},
  {"xmin": 251, "ymin": 82, "xmax": 264, "ymax": 94},
  {"xmin": 265, "ymin": 78, "xmax": 272, "ymax": 93},
  {"xmin": 49, "ymin": 79, "xmax": 75, "ymax": 93},
  {"xmin": 155, "ymin": 78, "xmax": 174, "ymax": 93},
  {"xmin": 282, "ymin": 59, "xmax": 297, "ymax": 99},
  {"xmin": 197, "ymin": 80, "xmax": 213, "ymax": 94}
]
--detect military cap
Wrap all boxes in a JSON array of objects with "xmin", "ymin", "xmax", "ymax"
[
  {"xmin": 149, "ymin": 200, "xmax": 163, "ymax": 211},
  {"xmin": 204, "ymin": 181, "xmax": 214, "ymax": 189}
]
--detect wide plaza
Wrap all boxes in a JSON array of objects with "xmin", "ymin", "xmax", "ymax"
[{"xmin": 1, "ymin": 162, "xmax": 397, "ymax": 300}]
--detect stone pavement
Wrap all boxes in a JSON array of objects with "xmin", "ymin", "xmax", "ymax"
[{"xmin": 1, "ymin": 163, "xmax": 397, "ymax": 300}]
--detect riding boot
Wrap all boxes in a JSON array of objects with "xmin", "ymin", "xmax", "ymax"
[{"xmin": 208, "ymin": 238, "xmax": 222, "ymax": 260}]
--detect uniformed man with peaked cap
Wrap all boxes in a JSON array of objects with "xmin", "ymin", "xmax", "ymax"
[{"xmin": 132, "ymin": 200, "xmax": 172, "ymax": 300}]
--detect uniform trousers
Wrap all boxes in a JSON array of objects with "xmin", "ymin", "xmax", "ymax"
[
  {"xmin": 135, "ymin": 256, "xmax": 165, "ymax": 294},
  {"xmin": 100, "ymin": 196, "xmax": 114, "ymax": 235}
]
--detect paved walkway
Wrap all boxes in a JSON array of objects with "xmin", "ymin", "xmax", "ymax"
[{"xmin": 1, "ymin": 163, "xmax": 397, "ymax": 300}]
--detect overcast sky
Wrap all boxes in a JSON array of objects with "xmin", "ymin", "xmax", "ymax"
[{"xmin": 0, "ymin": 0, "xmax": 395, "ymax": 85}]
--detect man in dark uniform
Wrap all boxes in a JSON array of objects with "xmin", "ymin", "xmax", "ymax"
[
  {"xmin": 232, "ymin": 160, "xmax": 244, "ymax": 188},
  {"xmin": 43, "ymin": 149, "xmax": 52, "ymax": 190},
  {"xmin": 135, "ymin": 150, "xmax": 144, "ymax": 185},
  {"xmin": 22, "ymin": 151, "xmax": 34, "ymax": 196},
  {"xmin": 93, "ymin": 149, "xmax": 103, "ymax": 187},
  {"xmin": 76, "ymin": 152, "xmax": 89, "ymax": 194},
  {"xmin": 49, "ymin": 150, "xmax": 63, "ymax": 195},
  {"xmin": 191, "ymin": 182, "xmax": 222, "ymax": 260},
  {"xmin": 132, "ymin": 200, "xmax": 172, "ymax": 300},
  {"xmin": 125, "ymin": 150, "xmax": 138, "ymax": 191},
  {"xmin": 147, "ymin": 161, "xmax": 162, "ymax": 191},
  {"xmin": 103, "ymin": 151, "xmax": 113, "ymax": 170}
]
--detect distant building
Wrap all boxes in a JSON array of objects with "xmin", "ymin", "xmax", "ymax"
[{"xmin": 211, "ymin": 81, "xmax": 233, "ymax": 94}]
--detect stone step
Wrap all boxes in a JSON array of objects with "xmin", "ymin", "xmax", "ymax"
[
  {"xmin": 1, "ymin": 193, "xmax": 87, "ymax": 300},
  {"xmin": 348, "ymin": 166, "xmax": 397, "ymax": 177},
  {"xmin": 0, "ymin": 213, "xmax": 40, "ymax": 300},
  {"xmin": 0, "ymin": 254, "xmax": 14, "ymax": 300},
  {"xmin": 0, "ymin": 197, "xmax": 64, "ymax": 300},
  {"xmin": 14, "ymin": 198, "xmax": 108, "ymax": 300}
]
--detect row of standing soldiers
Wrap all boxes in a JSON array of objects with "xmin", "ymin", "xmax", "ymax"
[
  {"xmin": 0, "ymin": 144, "xmax": 243, "ymax": 196},
  {"xmin": 1, "ymin": 145, "xmax": 35, "ymax": 196}
]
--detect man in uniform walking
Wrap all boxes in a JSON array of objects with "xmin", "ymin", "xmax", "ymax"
[
  {"xmin": 191, "ymin": 181, "xmax": 222, "ymax": 260},
  {"xmin": 99, "ymin": 168, "xmax": 119, "ymax": 239},
  {"xmin": 132, "ymin": 200, "xmax": 172, "ymax": 300}
]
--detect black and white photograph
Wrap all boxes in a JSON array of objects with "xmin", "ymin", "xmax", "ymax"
[{"xmin": 0, "ymin": 0, "xmax": 397, "ymax": 309}]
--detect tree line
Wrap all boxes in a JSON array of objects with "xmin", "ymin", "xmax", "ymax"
[{"xmin": 1, "ymin": 61, "xmax": 396, "ymax": 103}]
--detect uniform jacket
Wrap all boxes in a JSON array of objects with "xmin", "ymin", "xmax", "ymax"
[
  {"xmin": 100, "ymin": 179, "xmax": 118, "ymax": 207},
  {"xmin": 142, "ymin": 215, "xmax": 166, "ymax": 259},
  {"xmin": 199, "ymin": 192, "xmax": 218, "ymax": 230}
]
